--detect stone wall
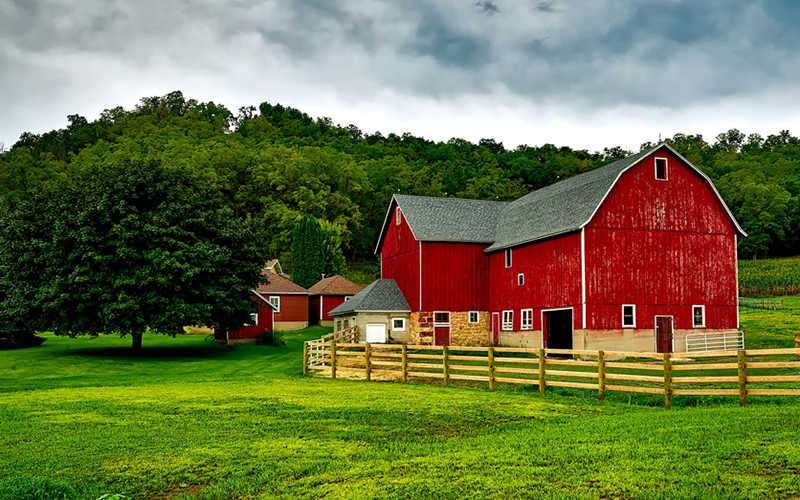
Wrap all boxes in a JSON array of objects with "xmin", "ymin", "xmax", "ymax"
[
  {"xmin": 498, "ymin": 330, "xmax": 543, "ymax": 348},
  {"xmin": 410, "ymin": 311, "xmax": 491, "ymax": 346}
]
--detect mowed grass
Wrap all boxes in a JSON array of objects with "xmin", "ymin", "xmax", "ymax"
[{"xmin": 1, "ymin": 319, "xmax": 800, "ymax": 499}]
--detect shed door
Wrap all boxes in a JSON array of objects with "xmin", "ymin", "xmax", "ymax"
[
  {"xmin": 365, "ymin": 323, "xmax": 387, "ymax": 344},
  {"xmin": 656, "ymin": 316, "xmax": 673, "ymax": 353},
  {"xmin": 433, "ymin": 311, "xmax": 450, "ymax": 346}
]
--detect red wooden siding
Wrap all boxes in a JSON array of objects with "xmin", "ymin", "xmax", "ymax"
[
  {"xmin": 274, "ymin": 294, "xmax": 309, "ymax": 323},
  {"xmin": 420, "ymin": 242, "xmax": 489, "ymax": 311},
  {"xmin": 487, "ymin": 232, "xmax": 583, "ymax": 331},
  {"xmin": 310, "ymin": 295, "xmax": 347, "ymax": 322},
  {"xmin": 585, "ymin": 149, "xmax": 739, "ymax": 331},
  {"xmin": 229, "ymin": 298, "xmax": 274, "ymax": 340},
  {"xmin": 381, "ymin": 204, "xmax": 420, "ymax": 310},
  {"xmin": 309, "ymin": 296, "xmax": 321, "ymax": 323}
]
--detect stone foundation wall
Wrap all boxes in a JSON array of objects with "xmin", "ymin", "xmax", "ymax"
[
  {"xmin": 410, "ymin": 311, "xmax": 491, "ymax": 346},
  {"xmin": 576, "ymin": 328, "xmax": 740, "ymax": 353},
  {"xmin": 498, "ymin": 330, "xmax": 543, "ymax": 348}
]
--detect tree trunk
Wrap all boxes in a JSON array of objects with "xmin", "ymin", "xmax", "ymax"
[{"xmin": 132, "ymin": 332, "xmax": 143, "ymax": 350}]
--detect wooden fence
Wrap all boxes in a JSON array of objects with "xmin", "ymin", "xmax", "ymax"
[
  {"xmin": 739, "ymin": 297, "xmax": 784, "ymax": 310},
  {"xmin": 303, "ymin": 343, "xmax": 800, "ymax": 409}
]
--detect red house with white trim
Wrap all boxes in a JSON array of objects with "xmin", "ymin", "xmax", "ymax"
[
  {"xmin": 253, "ymin": 272, "xmax": 310, "ymax": 331},
  {"xmin": 222, "ymin": 291, "xmax": 278, "ymax": 343},
  {"xmin": 308, "ymin": 275, "xmax": 363, "ymax": 327},
  {"xmin": 373, "ymin": 144, "xmax": 746, "ymax": 353}
]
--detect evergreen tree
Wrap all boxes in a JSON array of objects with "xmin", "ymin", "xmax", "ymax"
[
  {"xmin": 292, "ymin": 215, "xmax": 324, "ymax": 288},
  {"xmin": 319, "ymin": 220, "xmax": 347, "ymax": 277}
]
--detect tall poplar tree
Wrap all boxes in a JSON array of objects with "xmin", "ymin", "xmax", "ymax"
[{"xmin": 292, "ymin": 215, "xmax": 324, "ymax": 289}]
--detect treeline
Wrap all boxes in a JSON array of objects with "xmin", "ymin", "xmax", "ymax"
[{"xmin": 1, "ymin": 91, "xmax": 798, "ymax": 267}]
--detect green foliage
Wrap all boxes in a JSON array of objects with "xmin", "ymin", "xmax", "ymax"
[
  {"xmin": 318, "ymin": 219, "xmax": 347, "ymax": 277},
  {"xmin": 739, "ymin": 256, "xmax": 800, "ymax": 296},
  {"xmin": 292, "ymin": 215, "xmax": 324, "ymax": 288},
  {"xmin": 254, "ymin": 329, "xmax": 283, "ymax": 346},
  {"xmin": 0, "ymin": 160, "xmax": 268, "ymax": 349},
  {"xmin": 0, "ymin": 476, "xmax": 78, "ymax": 500}
]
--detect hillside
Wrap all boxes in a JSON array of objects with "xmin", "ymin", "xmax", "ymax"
[{"xmin": 1, "ymin": 91, "xmax": 798, "ymax": 269}]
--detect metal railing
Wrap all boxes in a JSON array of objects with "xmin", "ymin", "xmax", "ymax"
[{"xmin": 685, "ymin": 331, "xmax": 745, "ymax": 353}]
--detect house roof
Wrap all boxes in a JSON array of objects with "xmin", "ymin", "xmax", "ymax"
[
  {"xmin": 375, "ymin": 144, "xmax": 746, "ymax": 254},
  {"xmin": 265, "ymin": 259, "xmax": 279, "ymax": 269},
  {"xmin": 328, "ymin": 279, "xmax": 411, "ymax": 316},
  {"xmin": 254, "ymin": 271, "xmax": 308, "ymax": 295},
  {"xmin": 307, "ymin": 275, "xmax": 363, "ymax": 296}
]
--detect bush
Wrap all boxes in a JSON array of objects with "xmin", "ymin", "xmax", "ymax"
[
  {"xmin": 0, "ymin": 330, "xmax": 46, "ymax": 350},
  {"xmin": 0, "ymin": 477, "xmax": 78, "ymax": 500},
  {"xmin": 255, "ymin": 330, "xmax": 283, "ymax": 346}
]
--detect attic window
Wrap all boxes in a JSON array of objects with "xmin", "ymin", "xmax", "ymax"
[
  {"xmin": 395, "ymin": 206, "xmax": 401, "ymax": 225},
  {"xmin": 505, "ymin": 248, "xmax": 512, "ymax": 268},
  {"xmin": 655, "ymin": 158, "xmax": 668, "ymax": 181}
]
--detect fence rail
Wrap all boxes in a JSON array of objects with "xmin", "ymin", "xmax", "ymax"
[
  {"xmin": 685, "ymin": 331, "xmax": 744, "ymax": 352},
  {"xmin": 739, "ymin": 297, "xmax": 784, "ymax": 310},
  {"xmin": 303, "ymin": 343, "xmax": 800, "ymax": 409}
]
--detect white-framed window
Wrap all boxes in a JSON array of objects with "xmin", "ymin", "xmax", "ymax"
[
  {"xmin": 469, "ymin": 311, "xmax": 479, "ymax": 324},
  {"xmin": 502, "ymin": 310, "xmax": 513, "ymax": 331},
  {"xmin": 517, "ymin": 273, "xmax": 525, "ymax": 286},
  {"xmin": 343, "ymin": 319, "xmax": 349, "ymax": 329},
  {"xmin": 392, "ymin": 318, "xmax": 406, "ymax": 331},
  {"xmin": 344, "ymin": 296, "xmax": 351, "ymax": 302},
  {"xmin": 622, "ymin": 304, "xmax": 635, "ymax": 328},
  {"xmin": 336, "ymin": 320, "xmax": 342, "ymax": 331},
  {"xmin": 655, "ymin": 157, "xmax": 668, "ymax": 181},
  {"xmin": 269, "ymin": 296, "xmax": 280, "ymax": 312},
  {"xmin": 521, "ymin": 309, "xmax": 533, "ymax": 330},
  {"xmin": 505, "ymin": 248, "xmax": 512, "ymax": 268},
  {"xmin": 434, "ymin": 311, "xmax": 450, "ymax": 326},
  {"xmin": 692, "ymin": 305, "xmax": 705, "ymax": 328},
  {"xmin": 247, "ymin": 313, "xmax": 258, "ymax": 326},
  {"xmin": 396, "ymin": 206, "xmax": 402, "ymax": 225}
]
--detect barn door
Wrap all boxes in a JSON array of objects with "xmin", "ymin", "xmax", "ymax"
[
  {"xmin": 491, "ymin": 313, "xmax": 500, "ymax": 345},
  {"xmin": 433, "ymin": 311, "xmax": 450, "ymax": 346},
  {"xmin": 543, "ymin": 309, "xmax": 573, "ymax": 350},
  {"xmin": 655, "ymin": 316, "xmax": 674, "ymax": 353}
]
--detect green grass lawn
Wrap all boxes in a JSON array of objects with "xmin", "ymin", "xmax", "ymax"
[{"xmin": 1, "ymin": 317, "xmax": 800, "ymax": 499}]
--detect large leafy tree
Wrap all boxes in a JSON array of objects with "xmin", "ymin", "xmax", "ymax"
[
  {"xmin": 0, "ymin": 160, "xmax": 268, "ymax": 349},
  {"xmin": 292, "ymin": 215, "xmax": 324, "ymax": 288}
]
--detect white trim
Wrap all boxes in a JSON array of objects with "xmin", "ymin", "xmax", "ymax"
[
  {"xmin": 541, "ymin": 307, "xmax": 574, "ymax": 349},
  {"xmin": 491, "ymin": 312, "xmax": 500, "ymax": 339},
  {"xmin": 622, "ymin": 304, "xmax": 636, "ymax": 328},
  {"xmin": 258, "ymin": 291, "xmax": 309, "ymax": 295},
  {"xmin": 502, "ymin": 310, "xmax": 513, "ymax": 331},
  {"xmin": 581, "ymin": 228, "xmax": 586, "ymax": 330},
  {"xmin": 521, "ymin": 308, "xmax": 533, "ymax": 330},
  {"xmin": 269, "ymin": 296, "xmax": 280, "ymax": 313},
  {"xmin": 419, "ymin": 240, "xmax": 423, "ymax": 311},
  {"xmin": 395, "ymin": 206, "xmax": 402, "ymax": 225},
  {"xmin": 654, "ymin": 315, "xmax": 675, "ymax": 352},
  {"xmin": 374, "ymin": 196, "xmax": 421, "ymax": 255},
  {"xmin": 484, "ymin": 228, "xmax": 581, "ymax": 254},
  {"xmin": 505, "ymin": 248, "xmax": 512, "ymax": 268},
  {"xmin": 654, "ymin": 156, "xmax": 668, "ymax": 181},
  {"xmin": 433, "ymin": 310, "xmax": 451, "ymax": 327},
  {"xmin": 248, "ymin": 312, "xmax": 258, "ymax": 327},
  {"xmin": 735, "ymin": 234, "xmax": 740, "ymax": 329},
  {"xmin": 469, "ymin": 311, "xmax": 480, "ymax": 324},
  {"xmin": 692, "ymin": 305, "xmax": 706, "ymax": 328},
  {"xmin": 319, "ymin": 295, "xmax": 323, "ymax": 320},
  {"xmin": 517, "ymin": 273, "xmax": 524, "ymax": 286},
  {"xmin": 252, "ymin": 290, "xmax": 279, "ymax": 311},
  {"xmin": 391, "ymin": 317, "xmax": 406, "ymax": 331}
]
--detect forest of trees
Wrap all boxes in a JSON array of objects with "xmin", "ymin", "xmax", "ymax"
[{"xmin": 1, "ymin": 91, "xmax": 798, "ymax": 269}]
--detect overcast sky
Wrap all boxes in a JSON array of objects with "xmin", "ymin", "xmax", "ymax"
[{"xmin": 2, "ymin": 0, "xmax": 800, "ymax": 152}]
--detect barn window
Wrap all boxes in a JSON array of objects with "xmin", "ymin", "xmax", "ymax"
[
  {"xmin": 521, "ymin": 309, "xmax": 533, "ymax": 330},
  {"xmin": 247, "ymin": 313, "xmax": 258, "ymax": 326},
  {"xmin": 336, "ymin": 320, "xmax": 342, "ymax": 331},
  {"xmin": 502, "ymin": 310, "xmax": 513, "ymax": 331},
  {"xmin": 269, "ymin": 296, "xmax": 280, "ymax": 312},
  {"xmin": 396, "ymin": 206, "xmax": 402, "ymax": 225},
  {"xmin": 343, "ymin": 319, "xmax": 349, "ymax": 329},
  {"xmin": 392, "ymin": 318, "xmax": 406, "ymax": 331},
  {"xmin": 692, "ymin": 305, "xmax": 705, "ymax": 328},
  {"xmin": 505, "ymin": 248, "xmax": 512, "ymax": 268},
  {"xmin": 517, "ymin": 273, "xmax": 525, "ymax": 286},
  {"xmin": 434, "ymin": 311, "xmax": 450, "ymax": 325},
  {"xmin": 469, "ymin": 311, "xmax": 479, "ymax": 323},
  {"xmin": 622, "ymin": 305, "xmax": 635, "ymax": 328},
  {"xmin": 655, "ymin": 158, "xmax": 668, "ymax": 181}
]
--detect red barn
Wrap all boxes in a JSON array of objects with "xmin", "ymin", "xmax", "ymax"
[
  {"xmin": 308, "ymin": 275, "xmax": 363, "ymax": 326},
  {"xmin": 223, "ymin": 291, "xmax": 278, "ymax": 343},
  {"xmin": 374, "ymin": 144, "xmax": 746, "ymax": 353},
  {"xmin": 253, "ymin": 272, "xmax": 310, "ymax": 331}
]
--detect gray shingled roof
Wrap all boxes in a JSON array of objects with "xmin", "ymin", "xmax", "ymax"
[
  {"xmin": 485, "ymin": 148, "xmax": 653, "ymax": 251},
  {"xmin": 394, "ymin": 195, "xmax": 507, "ymax": 241},
  {"xmin": 328, "ymin": 279, "xmax": 411, "ymax": 315}
]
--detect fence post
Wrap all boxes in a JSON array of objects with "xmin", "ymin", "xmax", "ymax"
[
  {"xmin": 488, "ymin": 347, "xmax": 495, "ymax": 390},
  {"xmin": 738, "ymin": 350, "xmax": 747, "ymax": 406},
  {"xmin": 365, "ymin": 343, "xmax": 371, "ymax": 381},
  {"xmin": 795, "ymin": 333, "xmax": 799, "ymax": 350},
  {"xmin": 303, "ymin": 342, "xmax": 308, "ymax": 376},
  {"xmin": 331, "ymin": 343, "xmax": 337, "ymax": 380},
  {"xmin": 598, "ymin": 351, "xmax": 605, "ymax": 401},
  {"xmin": 442, "ymin": 345, "xmax": 449, "ymax": 386},
  {"xmin": 538, "ymin": 348, "xmax": 546, "ymax": 396},
  {"xmin": 402, "ymin": 344, "xmax": 408, "ymax": 383},
  {"xmin": 663, "ymin": 353, "xmax": 672, "ymax": 410}
]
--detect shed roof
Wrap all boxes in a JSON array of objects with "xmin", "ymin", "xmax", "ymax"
[
  {"xmin": 254, "ymin": 271, "xmax": 309, "ymax": 295},
  {"xmin": 328, "ymin": 279, "xmax": 411, "ymax": 315},
  {"xmin": 307, "ymin": 275, "xmax": 363, "ymax": 296}
]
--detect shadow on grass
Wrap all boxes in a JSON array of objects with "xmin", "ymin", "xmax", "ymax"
[{"xmin": 67, "ymin": 344, "xmax": 234, "ymax": 360}]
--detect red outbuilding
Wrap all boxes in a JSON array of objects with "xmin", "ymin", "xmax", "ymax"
[
  {"xmin": 373, "ymin": 144, "xmax": 746, "ymax": 353},
  {"xmin": 223, "ymin": 291, "xmax": 278, "ymax": 343},
  {"xmin": 253, "ymin": 272, "xmax": 310, "ymax": 331},
  {"xmin": 308, "ymin": 275, "xmax": 363, "ymax": 327}
]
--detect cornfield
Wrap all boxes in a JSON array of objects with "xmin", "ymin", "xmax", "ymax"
[{"xmin": 739, "ymin": 256, "xmax": 800, "ymax": 297}]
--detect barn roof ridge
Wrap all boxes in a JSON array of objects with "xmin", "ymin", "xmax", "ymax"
[
  {"xmin": 328, "ymin": 279, "xmax": 411, "ymax": 316},
  {"xmin": 374, "ymin": 144, "xmax": 745, "ymax": 254}
]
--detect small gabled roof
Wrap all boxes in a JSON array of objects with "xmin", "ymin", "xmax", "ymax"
[
  {"xmin": 307, "ymin": 275, "xmax": 363, "ymax": 296},
  {"xmin": 329, "ymin": 279, "xmax": 411, "ymax": 316},
  {"xmin": 252, "ymin": 290, "xmax": 279, "ymax": 310},
  {"xmin": 264, "ymin": 259, "xmax": 283, "ymax": 275},
  {"xmin": 375, "ymin": 195, "xmax": 508, "ymax": 253},
  {"xmin": 254, "ymin": 271, "xmax": 309, "ymax": 295}
]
